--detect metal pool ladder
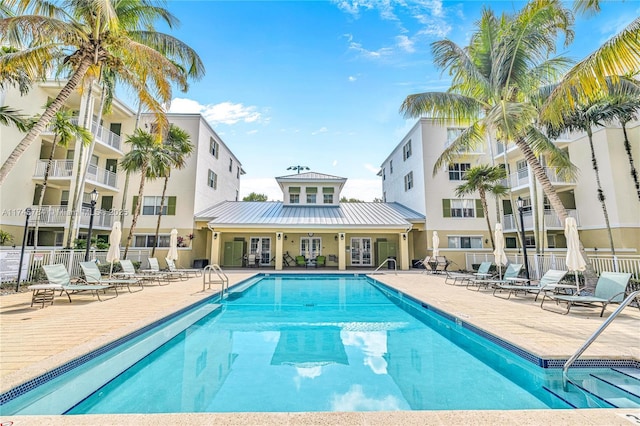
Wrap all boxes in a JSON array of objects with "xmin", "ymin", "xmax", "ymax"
[
  {"xmin": 203, "ymin": 264, "xmax": 229, "ymax": 301},
  {"xmin": 372, "ymin": 258, "xmax": 397, "ymax": 275},
  {"xmin": 563, "ymin": 290, "xmax": 640, "ymax": 389}
]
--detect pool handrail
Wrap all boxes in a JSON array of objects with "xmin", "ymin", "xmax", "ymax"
[
  {"xmin": 203, "ymin": 264, "xmax": 229, "ymax": 300},
  {"xmin": 372, "ymin": 258, "xmax": 397, "ymax": 275}
]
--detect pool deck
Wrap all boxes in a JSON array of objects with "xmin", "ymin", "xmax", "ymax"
[{"xmin": 1, "ymin": 270, "xmax": 639, "ymax": 425}]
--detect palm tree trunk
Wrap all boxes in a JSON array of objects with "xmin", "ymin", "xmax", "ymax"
[
  {"xmin": 586, "ymin": 130, "xmax": 616, "ymax": 256},
  {"xmin": 513, "ymin": 138, "xmax": 598, "ymax": 289},
  {"xmin": 124, "ymin": 162, "xmax": 148, "ymax": 259},
  {"xmin": 33, "ymin": 135, "xmax": 59, "ymax": 249},
  {"xmin": 151, "ymin": 175, "xmax": 169, "ymax": 257},
  {"xmin": 479, "ymin": 188, "xmax": 495, "ymax": 249},
  {"xmin": 621, "ymin": 122, "xmax": 640, "ymax": 201},
  {"xmin": 0, "ymin": 59, "xmax": 92, "ymax": 185}
]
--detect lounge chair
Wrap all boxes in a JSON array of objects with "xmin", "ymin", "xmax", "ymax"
[
  {"xmin": 27, "ymin": 264, "xmax": 116, "ymax": 307},
  {"xmin": 141, "ymin": 257, "xmax": 185, "ymax": 281},
  {"xmin": 246, "ymin": 253, "xmax": 259, "ymax": 267},
  {"xmin": 116, "ymin": 259, "xmax": 168, "ymax": 286},
  {"xmin": 80, "ymin": 261, "xmax": 143, "ymax": 293},
  {"xmin": 445, "ymin": 261, "xmax": 493, "ymax": 285},
  {"xmin": 295, "ymin": 255, "xmax": 307, "ymax": 268},
  {"xmin": 492, "ymin": 269, "xmax": 568, "ymax": 300},
  {"xmin": 315, "ymin": 255, "xmax": 326, "ymax": 267},
  {"xmin": 165, "ymin": 258, "xmax": 203, "ymax": 277},
  {"xmin": 467, "ymin": 263, "xmax": 523, "ymax": 291},
  {"xmin": 541, "ymin": 271, "xmax": 634, "ymax": 316}
]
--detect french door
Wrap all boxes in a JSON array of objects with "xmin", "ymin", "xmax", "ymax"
[
  {"xmin": 300, "ymin": 237, "xmax": 321, "ymax": 259},
  {"xmin": 250, "ymin": 237, "xmax": 271, "ymax": 265},
  {"xmin": 350, "ymin": 237, "xmax": 372, "ymax": 266}
]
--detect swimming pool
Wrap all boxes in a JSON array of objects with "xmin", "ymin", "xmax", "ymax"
[{"xmin": 1, "ymin": 274, "xmax": 639, "ymax": 414}]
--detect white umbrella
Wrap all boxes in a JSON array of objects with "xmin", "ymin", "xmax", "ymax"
[
  {"xmin": 106, "ymin": 221, "xmax": 121, "ymax": 278},
  {"xmin": 493, "ymin": 223, "xmax": 508, "ymax": 278},
  {"xmin": 565, "ymin": 217, "xmax": 586, "ymax": 293},
  {"xmin": 167, "ymin": 228, "xmax": 179, "ymax": 262},
  {"xmin": 432, "ymin": 231, "xmax": 440, "ymax": 257}
]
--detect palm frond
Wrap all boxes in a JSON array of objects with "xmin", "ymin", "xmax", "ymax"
[
  {"xmin": 432, "ymin": 122, "xmax": 487, "ymax": 174},
  {"xmin": 400, "ymin": 92, "xmax": 483, "ymax": 124}
]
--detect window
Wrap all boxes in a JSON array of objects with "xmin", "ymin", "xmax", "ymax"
[
  {"xmin": 382, "ymin": 168, "xmax": 386, "ymax": 180},
  {"xmin": 506, "ymin": 237, "xmax": 517, "ymax": 249},
  {"xmin": 209, "ymin": 137, "xmax": 219, "ymax": 158},
  {"xmin": 322, "ymin": 187, "xmax": 334, "ymax": 204},
  {"xmin": 524, "ymin": 235, "xmax": 536, "ymax": 247},
  {"xmin": 306, "ymin": 187, "xmax": 317, "ymax": 204},
  {"xmin": 208, "ymin": 170, "xmax": 218, "ymax": 189},
  {"xmin": 442, "ymin": 199, "xmax": 483, "ymax": 218},
  {"xmin": 446, "ymin": 128, "xmax": 464, "ymax": 147},
  {"xmin": 133, "ymin": 196, "xmax": 176, "ymax": 216},
  {"xmin": 134, "ymin": 234, "xmax": 170, "ymax": 248},
  {"xmin": 236, "ymin": 166, "xmax": 240, "ymax": 179},
  {"xmin": 403, "ymin": 140, "xmax": 412, "ymax": 160},
  {"xmin": 404, "ymin": 171, "xmax": 413, "ymax": 191},
  {"xmin": 516, "ymin": 159, "xmax": 528, "ymax": 179},
  {"xmin": 229, "ymin": 158, "xmax": 233, "ymax": 172},
  {"xmin": 448, "ymin": 163, "xmax": 471, "ymax": 180},
  {"xmin": 289, "ymin": 186, "xmax": 300, "ymax": 204},
  {"xmin": 448, "ymin": 236, "xmax": 483, "ymax": 249},
  {"xmin": 389, "ymin": 160, "xmax": 393, "ymax": 174}
]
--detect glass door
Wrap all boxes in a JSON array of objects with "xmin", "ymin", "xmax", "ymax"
[
  {"xmin": 250, "ymin": 237, "xmax": 271, "ymax": 265},
  {"xmin": 300, "ymin": 237, "xmax": 321, "ymax": 259},
  {"xmin": 350, "ymin": 237, "xmax": 372, "ymax": 266}
]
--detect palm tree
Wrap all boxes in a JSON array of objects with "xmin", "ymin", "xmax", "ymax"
[
  {"xmin": 454, "ymin": 165, "xmax": 508, "ymax": 250},
  {"xmin": 1, "ymin": 46, "xmax": 34, "ymax": 131},
  {"xmin": 150, "ymin": 125, "xmax": 193, "ymax": 257},
  {"xmin": 33, "ymin": 106, "xmax": 92, "ymax": 249},
  {"xmin": 399, "ymin": 1, "xmax": 597, "ymax": 280},
  {"xmin": 120, "ymin": 129, "xmax": 166, "ymax": 258},
  {"xmin": 0, "ymin": 0, "xmax": 205, "ymax": 185}
]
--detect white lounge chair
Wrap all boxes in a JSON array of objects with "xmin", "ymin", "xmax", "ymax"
[
  {"xmin": 28, "ymin": 264, "xmax": 116, "ymax": 307},
  {"xmin": 80, "ymin": 261, "xmax": 143, "ymax": 293},
  {"xmin": 492, "ymin": 269, "xmax": 568, "ymax": 300},
  {"xmin": 445, "ymin": 261, "xmax": 494, "ymax": 285},
  {"xmin": 141, "ymin": 257, "xmax": 185, "ymax": 281},
  {"xmin": 166, "ymin": 258, "xmax": 202, "ymax": 277},
  {"xmin": 467, "ymin": 263, "xmax": 523, "ymax": 291}
]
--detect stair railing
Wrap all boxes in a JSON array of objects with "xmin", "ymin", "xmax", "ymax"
[
  {"xmin": 203, "ymin": 264, "xmax": 229, "ymax": 301},
  {"xmin": 372, "ymin": 258, "xmax": 397, "ymax": 275},
  {"xmin": 563, "ymin": 290, "xmax": 640, "ymax": 389}
]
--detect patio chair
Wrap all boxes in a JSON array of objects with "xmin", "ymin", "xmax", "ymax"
[
  {"xmin": 467, "ymin": 263, "xmax": 523, "ymax": 291},
  {"xmin": 165, "ymin": 258, "xmax": 203, "ymax": 277},
  {"xmin": 445, "ymin": 261, "xmax": 493, "ymax": 285},
  {"xmin": 80, "ymin": 261, "xmax": 143, "ymax": 293},
  {"xmin": 116, "ymin": 259, "xmax": 168, "ymax": 286},
  {"xmin": 315, "ymin": 255, "xmax": 326, "ymax": 267},
  {"xmin": 27, "ymin": 264, "xmax": 116, "ymax": 307},
  {"xmin": 295, "ymin": 255, "xmax": 307, "ymax": 268},
  {"xmin": 247, "ymin": 253, "xmax": 259, "ymax": 267},
  {"xmin": 492, "ymin": 269, "xmax": 568, "ymax": 300},
  {"xmin": 141, "ymin": 257, "xmax": 186, "ymax": 281},
  {"xmin": 541, "ymin": 271, "xmax": 634, "ymax": 317}
]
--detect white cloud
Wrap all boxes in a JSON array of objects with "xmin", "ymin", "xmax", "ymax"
[
  {"xmin": 348, "ymin": 75, "xmax": 357, "ymax": 82},
  {"xmin": 341, "ymin": 178, "xmax": 381, "ymax": 201},
  {"xmin": 239, "ymin": 178, "xmax": 283, "ymax": 201},
  {"xmin": 331, "ymin": 385, "xmax": 405, "ymax": 411},
  {"xmin": 348, "ymin": 40, "xmax": 393, "ymax": 59},
  {"xmin": 246, "ymin": 129, "xmax": 258, "ymax": 135},
  {"xmin": 169, "ymin": 98, "xmax": 265, "ymax": 125},
  {"xmin": 395, "ymin": 35, "xmax": 415, "ymax": 53},
  {"xmin": 364, "ymin": 163, "xmax": 380, "ymax": 174},
  {"xmin": 332, "ymin": 160, "xmax": 338, "ymax": 167},
  {"xmin": 311, "ymin": 126, "xmax": 328, "ymax": 135}
]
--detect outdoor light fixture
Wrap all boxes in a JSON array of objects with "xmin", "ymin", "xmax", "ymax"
[
  {"xmin": 403, "ymin": 234, "xmax": 407, "ymax": 241},
  {"xmin": 213, "ymin": 232, "xmax": 218, "ymax": 240},
  {"xmin": 16, "ymin": 207, "xmax": 33, "ymax": 292},
  {"xmin": 277, "ymin": 233, "xmax": 282, "ymax": 240},
  {"xmin": 516, "ymin": 196, "xmax": 530, "ymax": 279},
  {"xmin": 284, "ymin": 235, "xmax": 288, "ymax": 241},
  {"xmin": 84, "ymin": 189, "xmax": 99, "ymax": 261},
  {"xmin": 334, "ymin": 235, "xmax": 338, "ymax": 241},
  {"xmin": 287, "ymin": 165, "xmax": 310, "ymax": 174},
  {"xmin": 340, "ymin": 234, "xmax": 344, "ymax": 241}
]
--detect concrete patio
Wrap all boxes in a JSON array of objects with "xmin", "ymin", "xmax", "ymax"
[{"xmin": 1, "ymin": 270, "xmax": 638, "ymax": 425}]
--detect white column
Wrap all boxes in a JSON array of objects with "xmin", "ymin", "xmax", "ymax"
[
  {"xmin": 399, "ymin": 233, "xmax": 409, "ymax": 270},
  {"xmin": 211, "ymin": 232, "xmax": 221, "ymax": 265},
  {"xmin": 338, "ymin": 233, "xmax": 346, "ymax": 270},
  {"xmin": 275, "ymin": 232, "xmax": 283, "ymax": 270}
]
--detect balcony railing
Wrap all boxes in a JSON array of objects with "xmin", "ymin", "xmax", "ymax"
[
  {"xmin": 501, "ymin": 167, "xmax": 576, "ymax": 189},
  {"xmin": 33, "ymin": 159, "xmax": 74, "ymax": 178},
  {"xmin": 502, "ymin": 209, "xmax": 580, "ymax": 231},
  {"xmin": 43, "ymin": 118, "xmax": 122, "ymax": 151},
  {"xmin": 34, "ymin": 160, "xmax": 117, "ymax": 189},
  {"xmin": 28, "ymin": 205, "xmax": 113, "ymax": 229}
]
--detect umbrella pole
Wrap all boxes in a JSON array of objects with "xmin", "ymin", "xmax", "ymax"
[
  {"xmin": 109, "ymin": 261, "xmax": 114, "ymax": 278},
  {"xmin": 574, "ymin": 271, "xmax": 580, "ymax": 294}
]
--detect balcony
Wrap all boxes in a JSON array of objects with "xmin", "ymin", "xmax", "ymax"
[
  {"xmin": 502, "ymin": 209, "xmax": 580, "ymax": 232},
  {"xmin": 43, "ymin": 118, "xmax": 122, "ymax": 152},
  {"xmin": 34, "ymin": 160, "xmax": 118, "ymax": 190},
  {"xmin": 28, "ymin": 205, "xmax": 114, "ymax": 230},
  {"xmin": 501, "ymin": 167, "xmax": 576, "ymax": 190}
]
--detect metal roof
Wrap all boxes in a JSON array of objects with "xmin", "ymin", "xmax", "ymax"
[
  {"xmin": 276, "ymin": 172, "xmax": 346, "ymax": 181},
  {"xmin": 195, "ymin": 201, "xmax": 424, "ymax": 229}
]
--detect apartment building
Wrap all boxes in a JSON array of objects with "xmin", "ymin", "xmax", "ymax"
[
  {"xmin": 1, "ymin": 83, "xmax": 242, "ymax": 268},
  {"xmin": 380, "ymin": 118, "xmax": 640, "ymax": 267}
]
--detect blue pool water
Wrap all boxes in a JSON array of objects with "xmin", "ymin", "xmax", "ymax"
[{"xmin": 2, "ymin": 274, "xmax": 639, "ymax": 414}]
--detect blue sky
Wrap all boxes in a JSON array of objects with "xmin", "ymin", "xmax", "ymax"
[{"xmin": 128, "ymin": 0, "xmax": 639, "ymax": 201}]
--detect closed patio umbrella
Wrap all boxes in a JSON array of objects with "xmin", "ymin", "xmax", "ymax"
[
  {"xmin": 167, "ymin": 228, "xmax": 179, "ymax": 262},
  {"xmin": 565, "ymin": 217, "xmax": 586, "ymax": 293},
  {"xmin": 432, "ymin": 231, "xmax": 440, "ymax": 257},
  {"xmin": 493, "ymin": 223, "xmax": 508, "ymax": 278},
  {"xmin": 106, "ymin": 221, "xmax": 121, "ymax": 278}
]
